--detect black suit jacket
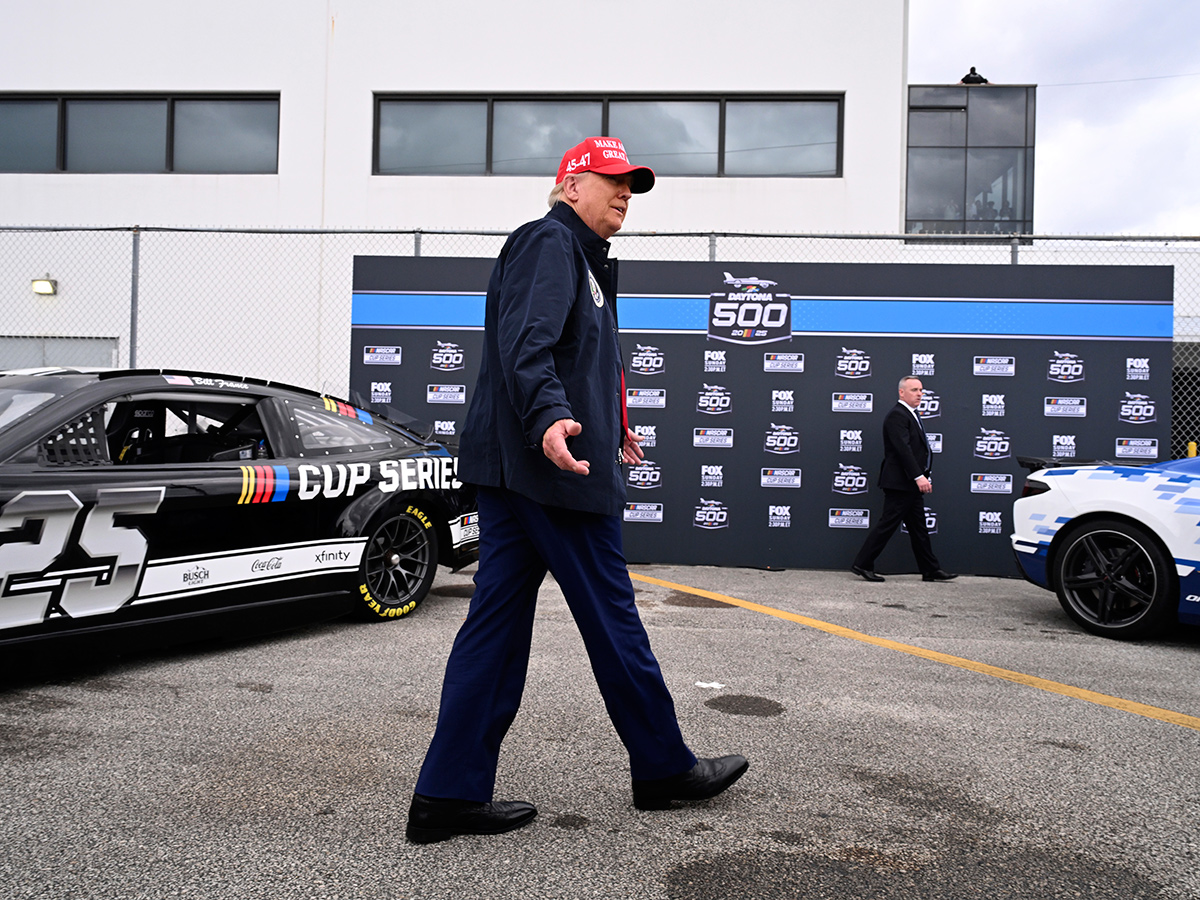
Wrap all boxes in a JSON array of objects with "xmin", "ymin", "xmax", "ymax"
[{"xmin": 876, "ymin": 402, "xmax": 931, "ymax": 491}]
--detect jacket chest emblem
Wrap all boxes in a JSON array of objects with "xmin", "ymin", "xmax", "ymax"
[{"xmin": 587, "ymin": 269, "xmax": 605, "ymax": 308}]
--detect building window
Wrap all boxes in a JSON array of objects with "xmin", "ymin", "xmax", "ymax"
[
  {"xmin": 905, "ymin": 85, "xmax": 1035, "ymax": 235},
  {"xmin": 375, "ymin": 94, "xmax": 843, "ymax": 178},
  {"xmin": 0, "ymin": 95, "xmax": 279, "ymax": 174}
]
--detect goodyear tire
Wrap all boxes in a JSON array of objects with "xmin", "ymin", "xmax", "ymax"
[
  {"xmin": 1052, "ymin": 518, "xmax": 1175, "ymax": 639},
  {"xmin": 355, "ymin": 505, "xmax": 439, "ymax": 621}
]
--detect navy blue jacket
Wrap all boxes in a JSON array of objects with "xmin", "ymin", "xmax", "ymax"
[{"xmin": 458, "ymin": 202, "xmax": 626, "ymax": 516}]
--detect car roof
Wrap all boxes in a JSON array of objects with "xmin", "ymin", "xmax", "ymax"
[{"xmin": 0, "ymin": 367, "xmax": 322, "ymax": 400}]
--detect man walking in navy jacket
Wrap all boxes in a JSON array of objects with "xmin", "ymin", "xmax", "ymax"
[
  {"xmin": 406, "ymin": 137, "xmax": 748, "ymax": 844},
  {"xmin": 851, "ymin": 376, "xmax": 957, "ymax": 583}
]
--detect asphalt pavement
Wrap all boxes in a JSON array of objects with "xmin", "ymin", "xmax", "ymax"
[{"xmin": 2, "ymin": 563, "xmax": 1199, "ymax": 900}]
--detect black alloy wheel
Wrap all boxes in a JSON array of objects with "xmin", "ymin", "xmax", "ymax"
[
  {"xmin": 1053, "ymin": 518, "xmax": 1175, "ymax": 639},
  {"xmin": 355, "ymin": 508, "xmax": 439, "ymax": 620}
]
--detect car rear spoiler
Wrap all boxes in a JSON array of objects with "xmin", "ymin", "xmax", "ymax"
[{"xmin": 1016, "ymin": 455, "xmax": 1118, "ymax": 473}]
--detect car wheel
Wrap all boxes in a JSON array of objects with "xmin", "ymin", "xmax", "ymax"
[
  {"xmin": 355, "ymin": 506, "xmax": 439, "ymax": 621},
  {"xmin": 1052, "ymin": 518, "xmax": 1176, "ymax": 639}
]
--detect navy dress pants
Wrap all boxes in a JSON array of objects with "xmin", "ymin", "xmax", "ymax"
[{"xmin": 414, "ymin": 486, "xmax": 697, "ymax": 802}]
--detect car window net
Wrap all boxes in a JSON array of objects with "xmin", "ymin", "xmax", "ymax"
[{"xmin": 38, "ymin": 407, "xmax": 112, "ymax": 467}]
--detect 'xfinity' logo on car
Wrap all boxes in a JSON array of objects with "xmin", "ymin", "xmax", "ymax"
[
  {"xmin": 430, "ymin": 341, "xmax": 465, "ymax": 372},
  {"xmin": 981, "ymin": 394, "xmax": 1005, "ymax": 417},
  {"xmin": 974, "ymin": 428, "xmax": 1011, "ymax": 459},
  {"xmin": 693, "ymin": 498, "xmax": 729, "ymax": 530},
  {"xmin": 832, "ymin": 463, "xmax": 869, "ymax": 495},
  {"xmin": 916, "ymin": 391, "xmax": 941, "ymax": 419},
  {"xmin": 1052, "ymin": 434, "xmax": 1077, "ymax": 458},
  {"xmin": 763, "ymin": 423, "xmax": 800, "ymax": 454},
  {"xmin": 704, "ymin": 349, "xmax": 727, "ymax": 373},
  {"xmin": 1126, "ymin": 357, "xmax": 1151, "ymax": 380},
  {"xmin": 627, "ymin": 460, "xmax": 662, "ymax": 490},
  {"xmin": 835, "ymin": 347, "xmax": 872, "ymax": 379},
  {"xmin": 633, "ymin": 424, "xmax": 657, "ymax": 448},
  {"xmin": 911, "ymin": 353, "xmax": 935, "ymax": 376},
  {"xmin": 770, "ymin": 389, "xmax": 794, "ymax": 413},
  {"xmin": 839, "ymin": 429, "xmax": 863, "ymax": 452},
  {"xmin": 1118, "ymin": 392, "xmax": 1157, "ymax": 424},
  {"xmin": 630, "ymin": 344, "xmax": 665, "ymax": 375},
  {"xmin": 1047, "ymin": 351, "xmax": 1085, "ymax": 383},
  {"xmin": 697, "ymin": 384, "xmax": 733, "ymax": 415}
]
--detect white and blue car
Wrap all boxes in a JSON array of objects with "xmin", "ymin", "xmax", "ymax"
[{"xmin": 1012, "ymin": 456, "xmax": 1200, "ymax": 639}]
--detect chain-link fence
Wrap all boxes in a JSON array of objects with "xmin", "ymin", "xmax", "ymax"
[{"xmin": 4, "ymin": 226, "xmax": 1199, "ymax": 453}]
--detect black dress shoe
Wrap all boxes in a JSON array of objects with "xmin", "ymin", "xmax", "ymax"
[
  {"xmin": 922, "ymin": 569, "xmax": 958, "ymax": 582},
  {"xmin": 632, "ymin": 755, "xmax": 749, "ymax": 810},
  {"xmin": 406, "ymin": 793, "xmax": 537, "ymax": 844},
  {"xmin": 851, "ymin": 564, "xmax": 885, "ymax": 583}
]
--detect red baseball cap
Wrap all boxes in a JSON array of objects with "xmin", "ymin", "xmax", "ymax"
[{"xmin": 556, "ymin": 136, "xmax": 655, "ymax": 194}]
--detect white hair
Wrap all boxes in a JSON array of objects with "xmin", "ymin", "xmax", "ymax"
[{"xmin": 898, "ymin": 375, "xmax": 922, "ymax": 390}]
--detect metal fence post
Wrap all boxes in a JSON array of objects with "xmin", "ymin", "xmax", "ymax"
[
  {"xmin": 709, "ymin": 233, "xmax": 717, "ymax": 262},
  {"xmin": 414, "ymin": 229, "xmax": 422, "ymax": 258},
  {"xmin": 1010, "ymin": 235, "xmax": 1020, "ymax": 265},
  {"xmin": 130, "ymin": 226, "xmax": 140, "ymax": 367}
]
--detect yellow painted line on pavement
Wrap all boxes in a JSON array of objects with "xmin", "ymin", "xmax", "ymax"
[{"xmin": 630, "ymin": 571, "xmax": 1200, "ymax": 732}]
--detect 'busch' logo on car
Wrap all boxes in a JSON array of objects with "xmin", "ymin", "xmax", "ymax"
[
  {"xmin": 704, "ymin": 349, "xmax": 727, "ymax": 373},
  {"xmin": 693, "ymin": 498, "xmax": 729, "ymax": 530},
  {"xmin": 839, "ymin": 429, "xmax": 863, "ymax": 452},
  {"xmin": 434, "ymin": 420, "xmax": 456, "ymax": 436},
  {"xmin": 697, "ymin": 384, "xmax": 732, "ymax": 415},
  {"xmin": 911, "ymin": 353, "xmax": 935, "ymax": 376},
  {"xmin": 974, "ymin": 428, "xmax": 1011, "ymax": 459},
  {"xmin": 627, "ymin": 460, "xmax": 662, "ymax": 490},
  {"xmin": 633, "ymin": 424, "xmax": 657, "ymax": 448},
  {"xmin": 835, "ymin": 347, "xmax": 872, "ymax": 379},
  {"xmin": 1047, "ymin": 351, "xmax": 1085, "ymax": 383},
  {"xmin": 832, "ymin": 463, "xmax": 869, "ymax": 495},
  {"xmin": 708, "ymin": 281, "xmax": 792, "ymax": 345},
  {"xmin": 981, "ymin": 394, "xmax": 1005, "ymax": 416},
  {"xmin": 768, "ymin": 505, "xmax": 791, "ymax": 528},
  {"xmin": 630, "ymin": 344, "xmax": 665, "ymax": 375},
  {"xmin": 764, "ymin": 423, "xmax": 800, "ymax": 454},
  {"xmin": 1052, "ymin": 434, "xmax": 1077, "ymax": 458},
  {"xmin": 1118, "ymin": 392, "xmax": 1156, "ymax": 424},
  {"xmin": 700, "ymin": 464, "xmax": 723, "ymax": 488},
  {"xmin": 370, "ymin": 381, "xmax": 392, "ymax": 404},
  {"xmin": 979, "ymin": 511, "xmax": 1003, "ymax": 534},
  {"xmin": 917, "ymin": 391, "xmax": 941, "ymax": 419},
  {"xmin": 430, "ymin": 341, "xmax": 465, "ymax": 372},
  {"xmin": 1126, "ymin": 357, "xmax": 1151, "ymax": 380},
  {"xmin": 900, "ymin": 507, "xmax": 938, "ymax": 535},
  {"xmin": 770, "ymin": 389, "xmax": 794, "ymax": 413},
  {"xmin": 763, "ymin": 352, "xmax": 804, "ymax": 372}
]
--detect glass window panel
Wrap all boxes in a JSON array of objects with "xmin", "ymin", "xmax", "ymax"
[
  {"xmin": 967, "ymin": 87, "xmax": 1027, "ymax": 146},
  {"xmin": 173, "ymin": 100, "xmax": 278, "ymax": 173},
  {"xmin": 724, "ymin": 101, "xmax": 839, "ymax": 176},
  {"xmin": 906, "ymin": 220, "xmax": 966, "ymax": 235},
  {"xmin": 908, "ymin": 110, "xmax": 966, "ymax": 147},
  {"xmin": 906, "ymin": 148, "xmax": 965, "ymax": 220},
  {"xmin": 909, "ymin": 86, "xmax": 967, "ymax": 108},
  {"xmin": 65, "ymin": 100, "xmax": 167, "ymax": 172},
  {"xmin": 378, "ymin": 101, "xmax": 486, "ymax": 175},
  {"xmin": 967, "ymin": 148, "xmax": 1025, "ymax": 222},
  {"xmin": 0, "ymin": 101, "xmax": 58, "ymax": 172},
  {"xmin": 492, "ymin": 101, "xmax": 601, "ymax": 175},
  {"xmin": 608, "ymin": 101, "xmax": 718, "ymax": 175}
]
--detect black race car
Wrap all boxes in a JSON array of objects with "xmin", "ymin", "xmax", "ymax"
[{"xmin": 0, "ymin": 368, "xmax": 478, "ymax": 647}]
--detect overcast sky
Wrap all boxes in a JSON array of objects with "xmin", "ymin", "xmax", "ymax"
[{"xmin": 907, "ymin": 0, "xmax": 1200, "ymax": 235}]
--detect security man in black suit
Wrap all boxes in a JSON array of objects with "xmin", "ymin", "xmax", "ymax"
[{"xmin": 851, "ymin": 376, "xmax": 957, "ymax": 583}]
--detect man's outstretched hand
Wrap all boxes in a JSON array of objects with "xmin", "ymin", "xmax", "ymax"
[{"xmin": 543, "ymin": 418, "xmax": 590, "ymax": 474}]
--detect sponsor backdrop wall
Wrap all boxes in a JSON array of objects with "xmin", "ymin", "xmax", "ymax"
[{"xmin": 350, "ymin": 257, "xmax": 1172, "ymax": 577}]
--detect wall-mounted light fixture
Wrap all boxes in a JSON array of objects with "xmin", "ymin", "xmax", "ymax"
[{"xmin": 31, "ymin": 274, "xmax": 57, "ymax": 295}]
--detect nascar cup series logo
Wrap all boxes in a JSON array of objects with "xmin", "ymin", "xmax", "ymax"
[
  {"xmin": 764, "ymin": 352, "xmax": 804, "ymax": 372},
  {"xmin": 633, "ymin": 424, "xmax": 657, "ymax": 448},
  {"xmin": 1052, "ymin": 434, "xmax": 1077, "ymax": 458},
  {"xmin": 981, "ymin": 393, "xmax": 1005, "ymax": 417},
  {"xmin": 832, "ymin": 463, "xmax": 869, "ymax": 495},
  {"xmin": 973, "ymin": 356, "xmax": 1016, "ymax": 376},
  {"xmin": 917, "ymin": 391, "xmax": 941, "ymax": 419},
  {"xmin": 624, "ymin": 502, "xmax": 663, "ymax": 523},
  {"xmin": 627, "ymin": 460, "xmax": 662, "ymax": 490},
  {"xmin": 761, "ymin": 467, "xmax": 801, "ymax": 488},
  {"xmin": 697, "ymin": 384, "xmax": 733, "ymax": 415},
  {"xmin": 925, "ymin": 432, "xmax": 943, "ymax": 454},
  {"xmin": 630, "ymin": 344, "xmax": 665, "ymax": 375},
  {"xmin": 1045, "ymin": 397, "xmax": 1086, "ymax": 417},
  {"xmin": 911, "ymin": 353, "xmax": 936, "ymax": 377},
  {"xmin": 768, "ymin": 505, "xmax": 792, "ymax": 528},
  {"xmin": 363, "ymin": 345, "xmax": 401, "ymax": 366},
  {"xmin": 979, "ymin": 511, "xmax": 1004, "ymax": 534},
  {"xmin": 370, "ymin": 381, "xmax": 392, "ymax": 404},
  {"xmin": 763, "ymin": 423, "xmax": 800, "ymax": 454},
  {"xmin": 974, "ymin": 428, "xmax": 1011, "ymax": 459},
  {"xmin": 1116, "ymin": 437, "xmax": 1159, "ymax": 458},
  {"xmin": 839, "ymin": 429, "xmax": 863, "ymax": 452},
  {"xmin": 832, "ymin": 392, "xmax": 873, "ymax": 413},
  {"xmin": 1126, "ymin": 357, "xmax": 1151, "ymax": 380},
  {"xmin": 829, "ymin": 508, "xmax": 870, "ymax": 529},
  {"xmin": 430, "ymin": 341, "xmax": 465, "ymax": 372},
  {"xmin": 704, "ymin": 349, "xmax": 727, "ymax": 373},
  {"xmin": 835, "ymin": 347, "xmax": 872, "ymax": 379},
  {"xmin": 1118, "ymin": 392, "xmax": 1157, "ymax": 424},
  {"xmin": 694, "ymin": 427, "xmax": 734, "ymax": 448},
  {"xmin": 427, "ymin": 384, "xmax": 466, "ymax": 404},
  {"xmin": 970, "ymin": 473, "xmax": 1013, "ymax": 494},
  {"xmin": 1047, "ymin": 351, "xmax": 1085, "ymax": 383},
  {"xmin": 770, "ymin": 389, "xmax": 794, "ymax": 413},
  {"xmin": 627, "ymin": 388, "xmax": 666, "ymax": 408},
  {"xmin": 700, "ymin": 464, "xmax": 723, "ymax": 488},
  {"xmin": 708, "ymin": 273, "xmax": 791, "ymax": 345},
  {"xmin": 693, "ymin": 498, "xmax": 730, "ymax": 530}
]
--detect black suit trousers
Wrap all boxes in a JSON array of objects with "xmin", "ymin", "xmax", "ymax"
[{"xmin": 852, "ymin": 486, "xmax": 940, "ymax": 574}]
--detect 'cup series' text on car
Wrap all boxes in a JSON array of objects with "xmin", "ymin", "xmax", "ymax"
[{"xmin": 0, "ymin": 368, "xmax": 479, "ymax": 647}]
